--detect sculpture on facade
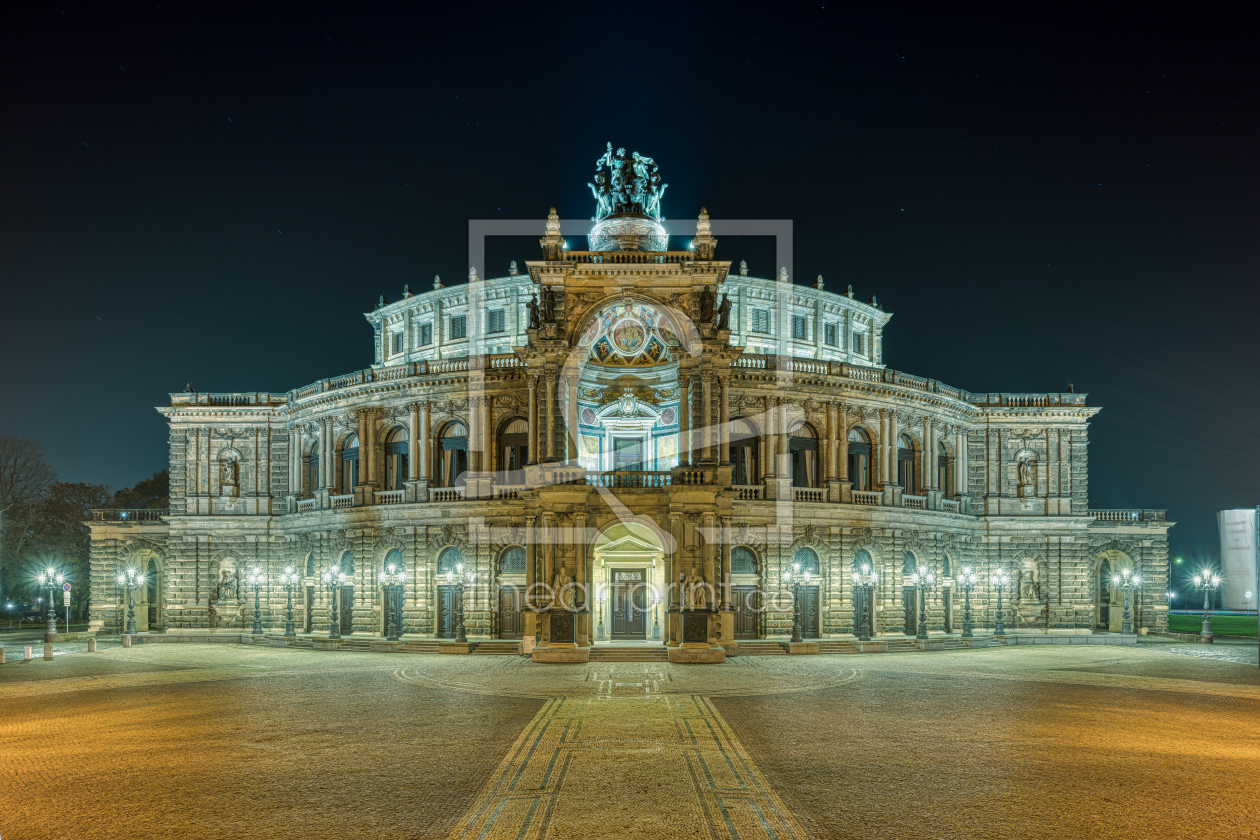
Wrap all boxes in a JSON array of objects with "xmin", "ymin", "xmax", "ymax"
[
  {"xmin": 526, "ymin": 294, "xmax": 541, "ymax": 330},
  {"xmin": 716, "ymin": 293, "xmax": 732, "ymax": 330},
  {"xmin": 698, "ymin": 287, "xmax": 716, "ymax": 325},
  {"xmin": 1017, "ymin": 455, "xmax": 1034, "ymax": 487},
  {"xmin": 540, "ymin": 286, "xmax": 557, "ymax": 324},
  {"xmin": 590, "ymin": 142, "xmax": 667, "ymax": 221},
  {"xmin": 552, "ymin": 566, "xmax": 574, "ymax": 610},
  {"xmin": 683, "ymin": 567, "xmax": 707, "ymax": 610},
  {"xmin": 217, "ymin": 569, "xmax": 238, "ymax": 601},
  {"xmin": 220, "ymin": 458, "xmax": 238, "ymax": 487}
]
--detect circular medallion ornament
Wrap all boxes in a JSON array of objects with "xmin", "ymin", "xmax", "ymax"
[
  {"xmin": 611, "ymin": 319, "xmax": 647, "ymax": 355},
  {"xmin": 657, "ymin": 316, "xmax": 681, "ymax": 347},
  {"xmin": 581, "ymin": 408, "xmax": 598, "ymax": 426},
  {"xmin": 660, "ymin": 408, "xmax": 676, "ymax": 425}
]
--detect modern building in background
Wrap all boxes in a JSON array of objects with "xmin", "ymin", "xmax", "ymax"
[
  {"xmin": 1217, "ymin": 508, "xmax": 1258, "ymax": 611},
  {"xmin": 87, "ymin": 149, "xmax": 1174, "ymax": 655}
]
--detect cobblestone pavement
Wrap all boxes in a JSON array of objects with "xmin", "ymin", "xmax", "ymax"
[{"xmin": 1, "ymin": 642, "xmax": 1258, "ymax": 839}]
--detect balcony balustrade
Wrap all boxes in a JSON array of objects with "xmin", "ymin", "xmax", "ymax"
[
  {"xmin": 91, "ymin": 509, "xmax": 168, "ymax": 522},
  {"xmin": 1088, "ymin": 509, "xmax": 1167, "ymax": 522},
  {"xmin": 374, "ymin": 490, "xmax": 404, "ymax": 505},
  {"xmin": 732, "ymin": 485, "xmax": 763, "ymax": 500},
  {"xmin": 903, "ymin": 494, "xmax": 927, "ymax": 510},
  {"xmin": 853, "ymin": 490, "xmax": 882, "ymax": 506}
]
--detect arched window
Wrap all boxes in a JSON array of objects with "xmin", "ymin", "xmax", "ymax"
[
  {"xmin": 853, "ymin": 548, "xmax": 874, "ymax": 572},
  {"xmin": 789, "ymin": 422, "xmax": 819, "ymax": 488},
  {"xmin": 902, "ymin": 551, "xmax": 916, "ymax": 576},
  {"xmin": 499, "ymin": 546, "xmax": 526, "ymax": 575},
  {"xmin": 339, "ymin": 551, "xmax": 355, "ymax": 575},
  {"xmin": 385, "ymin": 429, "xmax": 409, "ymax": 491},
  {"xmin": 938, "ymin": 442, "xmax": 949, "ymax": 493},
  {"xmin": 437, "ymin": 546, "xmax": 463, "ymax": 574},
  {"xmin": 793, "ymin": 547, "xmax": 820, "ymax": 575},
  {"xmin": 941, "ymin": 554, "xmax": 952, "ymax": 577},
  {"xmin": 304, "ymin": 552, "xmax": 315, "ymax": 577},
  {"xmin": 847, "ymin": 428, "xmax": 872, "ymax": 491},
  {"xmin": 341, "ymin": 435, "xmax": 360, "ymax": 493},
  {"xmin": 440, "ymin": 423, "xmax": 468, "ymax": 488},
  {"xmin": 728, "ymin": 419, "xmax": 760, "ymax": 486},
  {"xmin": 499, "ymin": 419, "xmax": 529, "ymax": 473},
  {"xmin": 897, "ymin": 434, "xmax": 916, "ymax": 492},
  {"xmin": 731, "ymin": 546, "xmax": 758, "ymax": 574},
  {"xmin": 307, "ymin": 442, "xmax": 319, "ymax": 496},
  {"xmin": 383, "ymin": 548, "xmax": 403, "ymax": 572}
]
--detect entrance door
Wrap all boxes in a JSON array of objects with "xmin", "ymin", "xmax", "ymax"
[
  {"xmin": 437, "ymin": 585, "xmax": 457, "ymax": 639},
  {"xmin": 385, "ymin": 586, "xmax": 405, "ymax": 637},
  {"xmin": 498, "ymin": 585, "xmax": 524, "ymax": 639},
  {"xmin": 732, "ymin": 585, "xmax": 759, "ymax": 639},
  {"xmin": 613, "ymin": 438, "xmax": 644, "ymax": 472},
  {"xmin": 304, "ymin": 588, "xmax": 313, "ymax": 633},
  {"xmin": 902, "ymin": 586, "xmax": 917, "ymax": 635},
  {"xmin": 339, "ymin": 586, "xmax": 354, "ymax": 634},
  {"xmin": 801, "ymin": 586, "xmax": 820, "ymax": 638},
  {"xmin": 610, "ymin": 570, "xmax": 648, "ymax": 639}
]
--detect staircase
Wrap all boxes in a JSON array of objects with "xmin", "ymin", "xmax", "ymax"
[
  {"xmin": 588, "ymin": 646, "xmax": 669, "ymax": 662},
  {"xmin": 733, "ymin": 640, "xmax": 787, "ymax": 656},
  {"xmin": 472, "ymin": 640, "xmax": 524, "ymax": 655},
  {"xmin": 400, "ymin": 639, "xmax": 441, "ymax": 654},
  {"xmin": 817, "ymin": 640, "xmax": 860, "ymax": 654},
  {"xmin": 885, "ymin": 639, "xmax": 920, "ymax": 653}
]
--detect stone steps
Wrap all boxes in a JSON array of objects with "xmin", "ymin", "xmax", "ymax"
[
  {"xmin": 472, "ymin": 640, "xmax": 523, "ymax": 655},
  {"xmin": 588, "ymin": 646, "xmax": 669, "ymax": 662},
  {"xmin": 817, "ymin": 640, "xmax": 860, "ymax": 654},
  {"xmin": 400, "ymin": 640, "xmax": 441, "ymax": 654},
  {"xmin": 734, "ymin": 641, "xmax": 787, "ymax": 656}
]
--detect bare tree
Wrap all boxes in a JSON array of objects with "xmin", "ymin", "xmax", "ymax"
[{"xmin": 0, "ymin": 435, "xmax": 57, "ymax": 598}]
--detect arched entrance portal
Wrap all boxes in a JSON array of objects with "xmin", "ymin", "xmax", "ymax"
[
  {"xmin": 1095, "ymin": 549, "xmax": 1133, "ymax": 631},
  {"xmin": 592, "ymin": 523, "xmax": 665, "ymax": 641},
  {"xmin": 128, "ymin": 550, "xmax": 163, "ymax": 631}
]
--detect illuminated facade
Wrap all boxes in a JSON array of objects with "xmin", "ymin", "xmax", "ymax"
[{"xmin": 88, "ymin": 150, "xmax": 1173, "ymax": 657}]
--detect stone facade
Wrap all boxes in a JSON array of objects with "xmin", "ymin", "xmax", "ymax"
[{"xmin": 88, "ymin": 206, "xmax": 1172, "ymax": 644}]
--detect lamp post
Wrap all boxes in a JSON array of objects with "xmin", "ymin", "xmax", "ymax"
[
  {"xmin": 246, "ymin": 567, "xmax": 265, "ymax": 635},
  {"xmin": 36, "ymin": 567, "xmax": 66, "ymax": 641},
  {"xmin": 6, "ymin": 601, "xmax": 19, "ymax": 630},
  {"xmin": 908, "ymin": 565, "xmax": 936, "ymax": 640},
  {"xmin": 278, "ymin": 566, "xmax": 300, "ymax": 638},
  {"xmin": 444, "ymin": 563, "xmax": 475, "ymax": 644},
  {"xmin": 782, "ymin": 562, "xmax": 813, "ymax": 644},
  {"xmin": 991, "ymin": 568, "xmax": 1009, "ymax": 637},
  {"xmin": 116, "ymin": 567, "xmax": 145, "ymax": 635},
  {"xmin": 651, "ymin": 589, "xmax": 661, "ymax": 641},
  {"xmin": 851, "ymin": 563, "xmax": 879, "ymax": 642},
  {"xmin": 321, "ymin": 564, "xmax": 347, "ymax": 639},
  {"xmin": 1192, "ymin": 569, "xmax": 1221, "ymax": 640},
  {"xmin": 378, "ymin": 562, "xmax": 407, "ymax": 642},
  {"xmin": 957, "ymin": 567, "xmax": 979, "ymax": 639},
  {"xmin": 1111, "ymin": 567, "xmax": 1142, "ymax": 635},
  {"xmin": 595, "ymin": 587, "xmax": 607, "ymax": 642}
]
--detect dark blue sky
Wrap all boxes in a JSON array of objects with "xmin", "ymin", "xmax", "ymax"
[{"xmin": 1, "ymin": 2, "xmax": 1256, "ymax": 563}]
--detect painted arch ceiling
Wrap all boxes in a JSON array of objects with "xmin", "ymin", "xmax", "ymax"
[{"xmin": 578, "ymin": 299, "xmax": 681, "ymax": 368}]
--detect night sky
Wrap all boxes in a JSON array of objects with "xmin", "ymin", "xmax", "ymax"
[{"xmin": 2, "ymin": 2, "xmax": 1256, "ymax": 564}]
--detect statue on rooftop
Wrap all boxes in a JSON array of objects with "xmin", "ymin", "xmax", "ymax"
[
  {"xmin": 716, "ymin": 293, "xmax": 732, "ymax": 330},
  {"xmin": 591, "ymin": 143, "xmax": 666, "ymax": 222},
  {"xmin": 540, "ymin": 286, "xmax": 557, "ymax": 324},
  {"xmin": 526, "ymin": 295, "xmax": 541, "ymax": 330}
]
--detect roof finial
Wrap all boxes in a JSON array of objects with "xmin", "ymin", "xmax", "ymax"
[
  {"xmin": 509, "ymin": 260, "xmax": 518, "ymax": 276},
  {"xmin": 779, "ymin": 266, "xmax": 789, "ymax": 283},
  {"xmin": 433, "ymin": 274, "xmax": 444, "ymax": 290},
  {"xmin": 846, "ymin": 284, "xmax": 854, "ymax": 298},
  {"xmin": 468, "ymin": 266, "xmax": 479, "ymax": 283},
  {"xmin": 402, "ymin": 284, "xmax": 411, "ymax": 298},
  {"xmin": 815, "ymin": 274, "xmax": 825, "ymax": 290},
  {"xmin": 739, "ymin": 260, "xmax": 748, "ymax": 276}
]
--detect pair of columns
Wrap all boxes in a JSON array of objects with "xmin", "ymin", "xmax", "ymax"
[
  {"xmin": 679, "ymin": 372, "xmax": 730, "ymax": 466},
  {"xmin": 667, "ymin": 514, "xmax": 732, "ymax": 611},
  {"xmin": 526, "ymin": 373, "xmax": 579, "ymax": 464}
]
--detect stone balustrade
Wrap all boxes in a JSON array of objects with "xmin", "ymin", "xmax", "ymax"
[
  {"xmin": 374, "ymin": 490, "xmax": 404, "ymax": 505},
  {"xmin": 329, "ymin": 494, "xmax": 354, "ymax": 510},
  {"xmin": 853, "ymin": 490, "xmax": 882, "ymax": 506},
  {"xmin": 91, "ymin": 509, "xmax": 168, "ymax": 522},
  {"xmin": 903, "ymin": 494, "xmax": 927, "ymax": 510},
  {"xmin": 732, "ymin": 485, "xmax": 763, "ymax": 500},
  {"xmin": 1089, "ymin": 509, "xmax": 1167, "ymax": 522}
]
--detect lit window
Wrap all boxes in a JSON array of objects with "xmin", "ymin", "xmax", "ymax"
[
  {"xmin": 824, "ymin": 323, "xmax": 837, "ymax": 347},
  {"xmin": 391, "ymin": 332, "xmax": 403, "ymax": 355},
  {"xmin": 752, "ymin": 309, "xmax": 770, "ymax": 333},
  {"xmin": 791, "ymin": 315, "xmax": 806, "ymax": 340},
  {"xmin": 419, "ymin": 323, "xmax": 432, "ymax": 346},
  {"xmin": 487, "ymin": 309, "xmax": 505, "ymax": 333},
  {"xmin": 450, "ymin": 316, "xmax": 466, "ymax": 340},
  {"xmin": 852, "ymin": 332, "xmax": 865, "ymax": 355}
]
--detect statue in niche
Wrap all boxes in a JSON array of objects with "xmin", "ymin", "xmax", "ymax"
[
  {"xmin": 683, "ymin": 567, "xmax": 707, "ymax": 610},
  {"xmin": 716, "ymin": 293, "xmax": 732, "ymax": 330},
  {"xmin": 526, "ymin": 295, "xmax": 541, "ymax": 330},
  {"xmin": 698, "ymin": 287, "xmax": 715, "ymax": 325},
  {"xmin": 540, "ymin": 286, "xmax": 557, "ymax": 324},
  {"xmin": 216, "ymin": 569, "xmax": 238, "ymax": 602},
  {"xmin": 220, "ymin": 459, "xmax": 238, "ymax": 487},
  {"xmin": 1017, "ymin": 455, "xmax": 1033, "ymax": 487},
  {"xmin": 552, "ymin": 566, "xmax": 574, "ymax": 610}
]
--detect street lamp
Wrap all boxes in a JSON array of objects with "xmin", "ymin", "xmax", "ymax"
[
  {"xmin": 1192, "ymin": 569, "xmax": 1221, "ymax": 640},
  {"xmin": 908, "ymin": 565, "xmax": 936, "ymax": 640},
  {"xmin": 1111, "ymin": 568, "xmax": 1142, "ymax": 635},
  {"xmin": 321, "ymin": 564, "xmax": 348, "ymax": 639},
  {"xmin": 116, "ymin": 567, "xmax": 145, "ymax": 635},
  {"xmin": 444, "ymin": 563, "xmax": 475, "ymax": 644},
  {"xmin": 651, "ymin": 588, "xmax": 661, "ymax": 641},
  {"xmin": 991, "ymin": 568, "xmax": 1010, "ymax": 637},
  {"xmin": 957, "ymin": 566, "xmax": 979, "ymax": 639},
  {"xmin": 378, "ymin": 563, "xmax": 407, "ymax": 642},
  {"xmin": 851, "ymin": 563, "xmax": 879, "ymax": 642},
  {"xmin": 5, "ymin": 601, "xmax": 18, "ymax": 630},
  {"xmin": 246, "ymin": 567, "xmax": 265, "ymax": 635},
  {"xmin": 36, "ymin": 567, "xmax": 66, "ymax": 641},
  {"xmin": 278, "ymin": 566, "xmax": 300, "ymax": 638},
  {"xmin": 595, "ymin": 586, "xmax": 607, "ymax": 642},
  {"xmin": 782, "ymin": 562, "xmax": 813, "ymax": 644}
]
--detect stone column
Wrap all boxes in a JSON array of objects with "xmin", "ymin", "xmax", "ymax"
[
  {"xmin": 484, "ymin": 395, "xmax": 494, "ymax": 473},
  {"xmin": 365, "ymin": 411, "xmax": 376, "ymax": 486},
  {"xmin": 762, "ymin": 397, "xmax": 776, "ymax": 478},
  {"xmin": 467, "ymin": 398, "xmax": 481, "ymax": 473},
  {"xmin": 718, "ymin": 376, "xmax": 730, "ymax": 465},
  {"xmin": 703, "ymin": 512, "xmax": 717, "ymax": 601},
  {"xmin": 701, "ymin": 374, "xmax": 713, "ymax": 462},
  {"xmin": 923, "ymin": 416, "xmax": 932, "ymax": 493},
  {"xmin": 322, "ymin": 418, "xmax": 333, "ymax": 490},
  {"xmin": 720, "ymin": 516, "xmax": 732, "ymax": 610},
  {"xmin": 776, "ymin": 399, "xmax": 789, "ymax": 475},
  {"xmin": 526, "ymin": 376, "xmax": 538, "ymax": 466},
  {"xmin": 837, "ymin": 406, "xmax": 850, "ymax": 480},
  {"xmin": 542, "ymin": 514, "xmax": 556, "ymax": 605},
  {"xmin": 669, "ymin": 514, "xmax": 682, "ymax": 609},
  {"xmin": 420, "ymin": 403, "xmax": 431, "ymax": 485},
  {"xmin": 574, "ymin": 513, "xmax": 587, "ymax": 608},
  {"xmin": 524, "ymin": 515, "xmax": 537, "ymax": 607},
  {"xmin": 289, "ymin": 429, "xmax": 299, "ymax": 496},
  {"xmin": 566, "ymin": 374, "xmax": 578, "ymax": 462},
  {"xmin": 408, "ymin": 405, "xmax": 420, "ymax": 480},
  {"xmin": 956, "ymin": 430, "xmax": 967, "ymax": 497},
  {"xmin": 678, "ymin": 372, "xmax": 691, "ymax": 466},
  {"xmin": 823, "ymin": 402, "xmax": 835, "ymax": 481},
  {"xmin": 545, "ymin": 375, "xmax": 556, "ymax": 462},
  {"xmin": 356, "ymin": 412, "xmax": 368, "ymax": 486},
  {"xmin": 878, "ymin": 410, "xmax": 890, "ymax": 485},
  {"xmin": 758, "ymin": 399, "xmax": 768, "ymax": 480}
]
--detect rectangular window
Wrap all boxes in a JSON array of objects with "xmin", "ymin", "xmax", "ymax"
[
  {"xmin": 391, "ymin": 332, "xmax": 403, "ymax": 355},
  {"xmin": 450, "ymin": 315, "xmax": 466, "ymax": 340},
  {"xmin": 487, "ymin": 309, "xmax": 505, "ymax": 333},
  {"xmin": 752, "ymin": 309, "xmax": 770, "ymax": 333},
  {"xmin": 824, "ymin": 323, "xmax": 837, "ymax": 347},
  {"xmin": 853, "ymin": 332, "xmax": 865, "ymax": 355},
  {"xmin": 419, "ymin": 323, "xmax": 432, "ymax": 346},
  {"xmin": 791, "ymin": 315, "xmax": 806, "ymax": 340}
]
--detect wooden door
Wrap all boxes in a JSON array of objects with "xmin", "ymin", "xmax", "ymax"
[
  {"xmin": 732, "ymin": 585, "xmax": 759, "ymax": 639},
  {"xmin": 339, "ymin": 586, "xmax": 354, "ymax": 634},
  {"xmin": 903, "ymin": 586, "xmax": 917, "ymax": 635},
  {"xmin": 498, "ymin": 585, "xmax": 524, "ymax": 639},
  {"xmin": 610, "ymin": 579, "xmax": 647, "ymax": 639},
  {"xmin": 437, "ymin": 585, "xmax": 457, "ymax": 639},
  {"xmin": 800, "ymin": 586, "xmax": 820, "ymax": 638}
]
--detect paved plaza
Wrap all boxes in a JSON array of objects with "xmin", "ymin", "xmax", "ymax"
[{"xmin": 1, "ymin": 638, "xmax": 1258, "ymax": 839}]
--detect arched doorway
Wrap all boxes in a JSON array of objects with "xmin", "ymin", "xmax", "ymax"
[
  {"xmin": 897, "ymin": 435, "xmax": 916, "ymax": 492},
  {"xmin": 439, "ymin": 423, "xmax": 468, "ymax": 488},
  {"xmin": 847, "ymin": 428, "xmax": 873, "ymax": 490},
  {"xmin": 382, "ymin": 548, "xmax": 404, "ymax": 636},
  {"xmin": 593, "ymin": 522, "xmax": 665, "ymax": 642},
  {"xmin": 337, "ymin": 550, "xmax": 355, "ymax": 635},
  {"xmin": 130, "ymin": 551, "xmax": 163, "ymax": 631},
  {"xmin": 791, "ymin": 547, "xmax": 821, "ymax": 638},
  {"xmin": 853, "ymin": 548, "xmax": 875, "ymax": 636},
  {"xmin": 498, "ymin": 419, "xmax": 529, "ymax": 474},
  {"xmin": 789, "ymin": 423, "xmax": 819, "ymax": 488},
  {"xmin": 901, "ymin": 551, "xmax": 918, "ymax": 635},
  {"xmin": 1095, "ymin": 549, "xmax": 1132, "ymax": 631},
  {"xmin": 728, "ymin": 418, "xmax": 760, "ymax": 486},
  {"xmin": 384, "ymin": 429, "xmax": 408, "ymax": 491},
  {"xmin": 341, "ymin": 435, "xmax": 360, "ymax": 492},
  {"xmin": 730, "ymin": 546, "xmax": 760, "ymax": 639},
  {"xmin": 436, "ymin": 547, "xmax": 463, "ymax": 638},
  {"xmin": 497, "ymin": 546, "xmax": 526, "ymax": 639}
]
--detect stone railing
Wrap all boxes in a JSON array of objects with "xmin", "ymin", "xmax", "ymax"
[
  {"xmin": 794, "ymin": 488, "xmax": 825, "ymax": 503},
  {"xmin": 852, "ymin": 490, "xmax": 882, "ymax": 506},
  {"xmin": 169, "ymin": 392, "xmax": 286, "ymax": 406},
  {"xmin": 279, "ymin": 353, "xmax": 527, "ymax": 406},
  {"xmin": 732, "ymin": 485, "xmax": 763, "ymax": 500},
  {"xmin": 587, "ymin": 471, "xmax": 672, "ymax": 488},
  {"xmin": 91, "ymin": 509, "xmax": 168, "ymax": 522},
  {"xmin": 731, "ymin": 355, "xmax": 767, "ymax": 370},
  {"xmin": 940, "ymin": 499, "xmax": 961, "ymax": 514},
  {"xmin": 726, "ymin": 357, "xmax": 996, "ymax": 405},
  {"xmin": 295, "ymin": 498, "xmax": 319, "ymax": 513},
  {"xmin": 374, "ymin": 490, "xmax": 404, "ymax": 505},
  {"xmin": 783, "ymin": 359, "xmax": 828, "ymax": 375},
  {"xmin": 330, "ymin": 494, "xmax": 354, "ymax": 510},
  {"xmin": 903, "ymin": 494, "xmax": 927, "ymax": 510},
  {"xmin": 968, "ymin": 392, "xmax": 1087, "ymax": 407},
  {"xmin": 429, "ymin": 487, "xmax": 465, "ymax": 502},
  {"xmin": 673, "ymin": 468, "xmax": 712, "ymax": 485},
  {"xmin": 567, "ymin": 251, "xmax": 693, "ymax": 264},
  {"xmin": 493, "ymin": 485, "xmax": 526, "ymax": 500},
  {"xmin": 1089, "ymin": 509, "xmax": 1167, "ymax": 522}
]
